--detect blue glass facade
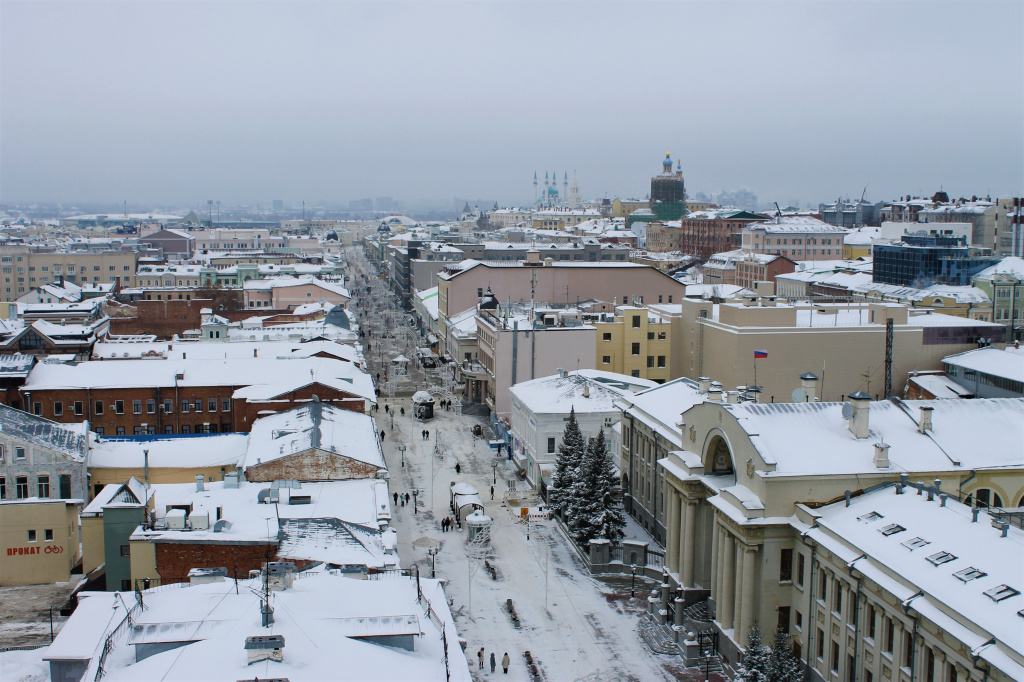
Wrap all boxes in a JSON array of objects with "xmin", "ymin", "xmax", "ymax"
[{"xmin": 873, "ymin": 234, "xmax": 996, "ymax": 287}]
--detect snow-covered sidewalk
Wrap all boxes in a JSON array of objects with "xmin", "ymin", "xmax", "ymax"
[{"xmin": 376, "ymin": 399, "xmax": 677, "ymax": 682}]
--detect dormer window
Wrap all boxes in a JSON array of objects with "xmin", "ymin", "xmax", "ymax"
[
  {"xmin": 879, "ymin": 523, "xmax": 905, "ymax": 536},
  {"xmin": 927, "ymin": 551, "xmax": 956, "ymax": 566},
  {"xmin": 901, "ymin": 537, "xmax": 930, "ymax": 551},
  {"xmin": 953, "ymin": 567, "xmax": 986, "ymax": 583},
  {"xmin": 983, "ymin": 585, "xmax": 1019, "ymax": 602}
]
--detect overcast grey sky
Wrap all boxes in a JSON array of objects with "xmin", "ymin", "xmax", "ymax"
[{"xmin": 1, "ymin": 1, "xmax": 1021, "ymax": 209}]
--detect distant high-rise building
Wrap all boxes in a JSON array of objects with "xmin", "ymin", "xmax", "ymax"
[
  {"xmin": 348, "ymin": 198, "xmax": 373, "ymax": 212},
  {"xmin": 272, "ymin": 199, "xmax": 284, "ymax": 211},
  {"xmin": 713, "ymin": 189, "xmax": 758, "ymax": 212},
  {"xmin": 375, "ymin": 196, "xmax": 397, "ymax": 212}
]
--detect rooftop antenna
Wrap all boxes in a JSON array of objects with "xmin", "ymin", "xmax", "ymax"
[{"xmin": 774, "ymin": 201, "xmax": 782, "ymax": 219}]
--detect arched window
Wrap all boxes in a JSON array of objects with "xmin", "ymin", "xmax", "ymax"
[
  {"xmin": 964, "ymin": 488, "xmax": 1003, "ymax": 509},
  {"xmin": 707, "ymin": 435, "xmax": 733, "ymax": 475}
]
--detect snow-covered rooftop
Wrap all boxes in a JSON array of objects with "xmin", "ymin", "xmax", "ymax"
[
  {"xmin": 92, "ymin": 339, "xmax": 361, "ymax": 365},
  {"xmin": 943, "ymin": 346, "xmax": 1024, "ymax": 383},
  {"xmin": 45, "ymin": 571, "xmax": 466, "ymax": 682},
  {"xmin": 24, "ymin": 357, "xmax": 375, "ymax": 401},
  {"xmin": 509, "ymin": 369, "xmax": 656, "ymax": 414},
  {"xmin": 805, "ymin": 487, "xmax": 1024, "ymax": 680},
  {"xmin": 88, "ymin": 433, "xmax": 249, "ymax": 471},
  {"xmin": 245, "ymin": 401, "xmax": 385, "ymax": 470},
  {"xmin": 723, "ymin": 398, "xmax": 1024, "ymax": 476}
]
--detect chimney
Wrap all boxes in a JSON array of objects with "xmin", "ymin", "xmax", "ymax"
[
  {"xmin": 972, "ymin": 507, "xmax": 981, "ymax": 523},
  {"xmin": 196, "ymin": 474, "xmax": 205, "ymax": 492},
  {"xmin": 526, "ymin": 250, "xmax": 540, "ymax": 263},
  {"xmin": 698, "ymin": 376, "xmax": 711, "ymax": 393},
  {"xmin": 582, "ymin": 383, "xmax": 590, "ymax": 398},
  {"xmin": 939, "ymin": 493, "xmax": 947, "ymax": 507},
  {"xmin": 1000, "ymin": 522, "xmax": 1009, "ymax": 538},
  {"xmin": 726, "ymin": 391, "xmax": 739, "ymax": 404},
  {"xmin": 844, "ymin": 490, "xmax": 851, "ymax": 507},
  {"xmin": 848, "ymin": 391, "xmax": 871, "ymax": 439},
  {"xmin": 800, "ymin": 372, "xmax": 819, "ymax": 402},
  {"xmin": 254, "ymin": 348, "xmax": 258, "ymax": 357},
  {"xmin": 224, "ymin": 471, "xmax": 239, "ymax": 489},
  {"xmin": 707, "ymin": 386, "xmax": 723, "ymax": 403},
  {"xmin": 557, "ymin": 367, "xmax": 565, "ymax": 378},
  {"xmin": 918, "ymin": 406, "xmax": 933, "ymax": 434},
  {"xmin": 873, "ymin": 442, "xmax": 890, "ymax": 468}
]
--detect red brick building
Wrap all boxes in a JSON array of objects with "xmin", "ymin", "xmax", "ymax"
[
  {"xmin": 679, "ymin": 210, "xmax": 769, "ymax": 260},
  {"xmin": 19, "ymin": 357, "xmax": 374, "ymax": 435},
  {"xmin": 733, "ymin": 253, "xmax": 797, "ymax": 290}
]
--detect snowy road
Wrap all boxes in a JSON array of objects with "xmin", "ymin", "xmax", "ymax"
[
  {"xmin": 374, "ymin": 397, "xmax": 677, "ymax": 682},
  {"xmin": 349, "ymin": 246, "xmax": 681, "ymax": 682}
]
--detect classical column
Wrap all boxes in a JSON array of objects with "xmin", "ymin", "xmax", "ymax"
[
  {"xmin": 682, "ymin": 500, "xmax": 696, "ymax": 587},
  {"xmin": 955, "ymin": 663, "xmax": 970, "ymax": 682},
  {"xmin": 738, "ymin": 545, "xmax": 757, "ymax": 646},
  {"xmin": 720, "ymin": 532, "xmax": 735, "ymax": 629},
  {"xmin": 709, "ymin": 520, "xmax": 720, "ymax": 601},
  {"xmin": 666, "ymin": 490, "xmax": 681, "ymax": 573}
]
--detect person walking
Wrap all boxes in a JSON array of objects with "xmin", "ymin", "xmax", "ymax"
[
  {"xmin": 478, "ymin": 648, "xmax": 485, "ymax": 670},
  {"xmin": 426, "ymin": 429, "xmax": 430, "ymax": 439},
  {"xmin": 380, "ymin": 430, "xmax": 386, "ymax": 442},
  {"xmin": 490, "ymin": 485, "xmax": 494, "ymax": 500},
  {"xmin": 490, "ymin": 651, "xmax": 496, "ymax": 674},
  {"xmin": 393, "ymin": 492, "xmax": 398, "ymax": 506},
  {"xmin": 404, "ymin": 493, "xmax": 410, "ymax": 505},
  {"xmin": 501, "ymin": 652, "xmax": 510, "ymax": 674},
  {"xmin": 384, "ymin": 404, "xmax": 389, "ymax": 414},
  {"xmin": 400, "ymin": 406, "xmax": 405, "ymax": 416},
  {"xmin": 400, "ymin": 496, "xmax": 405, "ymax": 507},
  {"xmin": 455, "ymin": 462, "xmax": 461, "ymax": 474}
]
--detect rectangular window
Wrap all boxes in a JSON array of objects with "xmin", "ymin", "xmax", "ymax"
[
  {"xmin": 796, "ymin": 553, "xmax": 805, "ymax": 586},
  {"xmin": 816, "ymin": 628, "xmax": 825, "ymax": 660},
  {"xmin": 28, "ymin": 529, "xmax": 37, "ymax": 542},
  {"xmin": 867, "ymin": 604, "xmax": 876, "ymax": 639},
  {"xmin": 903, "ymin": 631, "xmax": 913, "ymax": 668},
  {"xmin": 181, "ymin": 400, "xmax": 190, "ymax": 413},
  {"xmin": 818, "ymin": 569, "xmax": 827, "ymax": 600},
  {"xmin": 120, "ymin": 545, "xmax": 130, "ymax": 557},
  {"xmin": 0, "ymin": 476, "xmax": 5, "ymax": 499},
  {"xmin": 53, "ymin": 402, "xmax": 63, "ymax": 417},
  {"xmin": 15, "ymin": 447, "xmax": 25, "ymax": 461},
  {"xmin": 647, "ymin": 356, "xmax": 654, "ymax": 368},
  {"xmin": 181, "ymin": 425, "xmax": 191, "ymax": 434},
  {"xmin": 115, "ymin": 426, "xmax": 125, "ymax": 435},
  {"xmin": 95, "ymin": 427, "xmax": 104, "ymax": 435},
  {"xmin": 795, "ymin": 610, "xmax": 803, "ymax": 630},
  {"xmin": 833, "ymin": 579, "xmax": 843, "ymax": 614},
  {"xmin": 194, "ymin": 399, "xmax": 202, "ymax": 412},
  {"xmin": 831, "ymin": 641, "xmax": 839, "ymax": 673},
  {"xmin": 631, "ymin": 342, "xmax": 640, "ymax": 355},
  {"xmin": 647, "ymin": 332, "xmax": 655, "ymax": 340},
  {"xmin": 547, "ymin": 437, "xmax": 556, "ymax": 454},
  {"xmin": 632, "ymin": 315, "xmax": 641, "ymax": 328},
  {"xmin": 602, "ymin": 332, "xmax": 612, "ymax": 341},
  {"xmin": 777, "ymin": 605, "xmax": 791, "ymax": 633},
  {"xmin": 163, "ymin": 400, "xmax": 173, "ymax": 414},
  {"xmin": 147, "ymin": 399, "xmax": 156, "ymax": 413},
  {"xmin": 45, "ymin": 528, "xmax": 54, "ymax": 542},
  {"xmin": 208, "ymin": 398, "xmax": 217, "ymax": 412},
  {"xmin": 133, "ymin": 400, "xmax": 142, "ymax": 414},
  {"xmin": 884, "ymin": 617, "xmax": 894, "ymax": 653},
  {"xmin": 33, "ymin": 402, "xmax": 41, "ymax": 415},
  {"xmin": 602, "ymin": 355, "xmax": 611, "ymax": 364},
  {"xmin": 164, "ymin": 425, "xmax": 174, "ymax": 434},
  {"xmin": 114, "ymin": 400, "xmax": 124, "ymax": 414},
  {"xmin": 780, "ymin": 548, "xmax": 793, "ymax": 581},
  {"xmin": 37, "ymin": 475, "xmax": 49, "ymax": 498},
  {"xmin": 121, "ymin": 579, "xmax": 131, "ymax": 591},
  {"xmin": 59, "ymin": 474, "xmax": 71, "ymax": 499},
  {"xmin": 16, "ymin": 476, "xmax": 28, "ymax": 498},
  {"xmin": 95, "ymin": 400, "xmax": 103, "ymax": 415},
  {"xmin": 73, "ymin": 401, "xmax": 83, "ymax": 415}
]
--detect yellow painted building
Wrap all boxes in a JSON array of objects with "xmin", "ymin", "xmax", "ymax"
[
  {"xmin": 591, "ymin": 306, "xmax": 672, "ymax": 383},
  {"xmin": 0, "ymin": 499, "xmax": 81, "ymax": 585}
]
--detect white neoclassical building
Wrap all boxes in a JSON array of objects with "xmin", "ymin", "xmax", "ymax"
[{"xmin": 645, "ymin": 394, "xmax": 1024, "ymax": 680}]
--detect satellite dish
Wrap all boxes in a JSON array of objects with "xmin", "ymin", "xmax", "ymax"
[
  {"xmin": 841, "ymin": 403, "xmax": 854, "ymax": 420},
  {"xmin": 791, "ymin": 388, "xmax": 806, "ymax": 403}
]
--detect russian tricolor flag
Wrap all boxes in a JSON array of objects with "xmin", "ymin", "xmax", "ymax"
[{"xmin": 754, "ymin": 350, "xmax": 768, "ymax": 359}]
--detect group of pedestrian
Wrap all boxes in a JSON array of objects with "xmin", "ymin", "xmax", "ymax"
[
  {"xmin": 420, "ymin": 429, "xmax": 430, "ymax": 440},
  {"xmin": 392, "ymin": 491, "xmax": 413, "ymax": 508},
  {"xmin": 476, "ymin": 648, "xmax": 510, "ymax": 674},
  {"xmin": 438, "ymin": 399, "xmax": 453, "ymax": 410},
  {"xmin": 440, "ymin": 516, "xmax": 457, "ymax": 532}
]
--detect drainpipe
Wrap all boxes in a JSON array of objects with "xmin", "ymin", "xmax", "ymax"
[
  {"xmin": 847, "ymin": 555, "xmax": 866, "ymax": 682},
  {"xmin": 800, "ymin": 529, "xmax": 818, "ymax": 682},
  {"xmin": 901, "ymin": 591, "xmax": 923, "ymax": 682},
  {"xmin": 971, "ymin": 638, "xmax": 995, "ymax": 682},
  {"xmin": 627, "ymin": 412, "xmax": 636, "ymax": 516},
  {"xmin": 958, "ymin": 469, "xmax": 977, "ymax": 503}
]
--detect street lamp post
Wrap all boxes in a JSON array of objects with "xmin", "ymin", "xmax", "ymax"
[
  {"xmin": 411, "ymin": 488, "xmax": 417, "ymax": 514},
  {"xmin": 397, "ymin": 444, "xmax": 406, "ymax": 468},
  {"xmin": 631, "ymin": 563, "xmax": 637, "ymax": 598},
  {"xmin": 491, "ymin": 459, "xmax": 498, "ymax": 485}
]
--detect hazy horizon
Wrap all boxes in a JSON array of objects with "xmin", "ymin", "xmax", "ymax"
[{"xmin": 2, "ymin": 1, "xmax": 1021, "ymax": 209}]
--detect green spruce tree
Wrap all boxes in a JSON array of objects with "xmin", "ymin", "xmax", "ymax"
[
  {"xmin": 736, "ymin": 624, "xmax": 769, "ymax": 682},
  {"xmin": 548, "ymin": 406, "xmax": 585, "ymax": 518},
  {"xmin": 767, "ymin": 627, "xmax": 802, "ymax": 682}
]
